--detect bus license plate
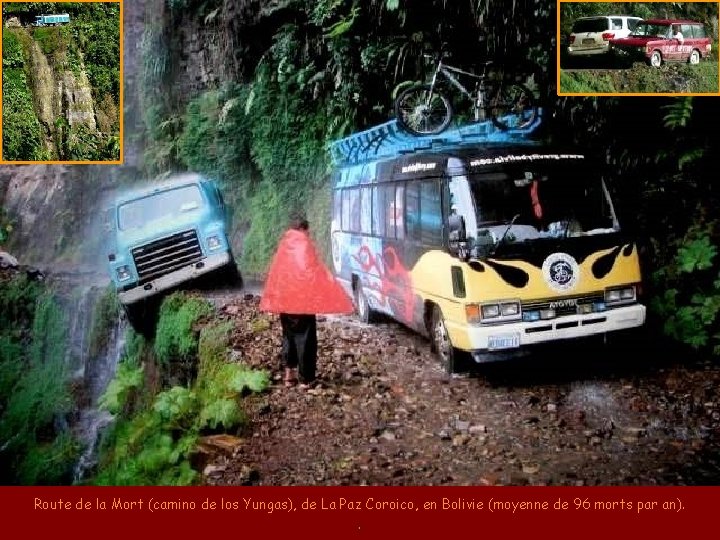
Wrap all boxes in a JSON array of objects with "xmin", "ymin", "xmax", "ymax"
[{"xmin": 488, "ymin": 334, "xmax": 520, "ymax": 350}]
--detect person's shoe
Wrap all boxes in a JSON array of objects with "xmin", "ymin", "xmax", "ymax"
[{"xmin": 284, "ymin": 368, "xmax": 297, "ymax": 387}]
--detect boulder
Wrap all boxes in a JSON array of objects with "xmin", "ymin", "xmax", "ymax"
[{"xmin": 0, "ymin": 251, "xmax": 19, "ymax": 268}]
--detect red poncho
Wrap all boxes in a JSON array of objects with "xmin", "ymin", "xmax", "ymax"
[{"xmin": 260, "ymin": 229, "xmax": 354, "ymax": 315}]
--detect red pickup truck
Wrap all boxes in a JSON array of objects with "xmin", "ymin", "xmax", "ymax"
[{"xmin": 610, "ymin": 19, "xmax": 711, "ymax": 67}]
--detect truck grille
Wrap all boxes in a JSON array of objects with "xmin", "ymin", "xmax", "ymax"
[
  {"xmin": 522, "ymin": 293, "xmax": 604, "ymax": 317},
  {"xmin": 132, "ymin": 230, "xmax": 203, "ymax": 285}
]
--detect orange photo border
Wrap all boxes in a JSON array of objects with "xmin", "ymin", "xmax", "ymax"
[
  {"xmin": 557, "ymin": 0, "xmax": 720, "ymax": 97},
  {"xmin": 0, "ymin": 0, "xmax": 123, "ymax": 164}
]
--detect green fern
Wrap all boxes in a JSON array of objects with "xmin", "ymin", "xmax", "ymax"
[
  {"xmin": 227, "ymin": 367, "xmax": 270, "ymax": 394},
  {"xmin": 662, "ymin": 98, "xmax": 693, "ymax": 130},
  {"xmin": 153, "ymin": 387, "xmax": 198, "ymax": 429},
  {"xmin": 677, "ymin": 235, "xmax": 717, "ymax": 273},
  {"xmin": 99, "ymin": 360, "xmax": 144, "ymax": 414}
]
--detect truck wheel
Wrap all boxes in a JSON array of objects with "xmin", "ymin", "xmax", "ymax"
[
  {"xmin": 689, "ymin": 50, "xmax": 700, "ymax": 65},
  {"xmin": 219, "ymin": 261, "xmax": 242, "ymax": 288},
  {"xmin": 649, "ymin": 50, "xmax": 662, "ymax": 67},
  {"xmin": 122, "ymin": 301, "xmax": 158, "ymax": 337}
]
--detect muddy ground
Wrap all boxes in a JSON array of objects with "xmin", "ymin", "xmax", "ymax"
[{"xmin": 203, "ymin": 295, "xmax": 720, "ymax": 486}]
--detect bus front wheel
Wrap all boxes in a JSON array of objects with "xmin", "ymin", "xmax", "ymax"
[
  {"xmin": 355, "ymin": 283, "xmax": 376, "ymax": 324},
  {"xmin": 431, "ymin": 306, "xmax": 458, "ymax": 374}
]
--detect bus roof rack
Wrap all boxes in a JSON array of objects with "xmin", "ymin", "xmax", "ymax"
[{"xmin": 329, "ymin": 110, "xmax": 542, "ymax": 166}]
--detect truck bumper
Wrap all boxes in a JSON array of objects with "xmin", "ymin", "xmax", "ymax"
[
  {"xmin": 119, "ymin": 251, "xmax": 231, "ymax": 305},
  {"xmin": 446, "ymin": 303, "xmax": 646, "ymax": 355}
]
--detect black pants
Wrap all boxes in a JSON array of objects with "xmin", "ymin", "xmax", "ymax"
[{"xmin": 280, "ymin": 314, "xmax": 317, "ymax": 383}]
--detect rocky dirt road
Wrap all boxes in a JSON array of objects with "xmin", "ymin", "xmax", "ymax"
[{"xmin": 203, "ymin": 295, "xmax": 720, "ymax": 486}]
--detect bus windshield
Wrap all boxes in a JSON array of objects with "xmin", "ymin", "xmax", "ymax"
[
  {"xmin": 118, "ymin": 185, "xmax": 204, "ymax": 231},
  {"xmin": 448, "ymin": 161, "xmax": 619, "ymax": 256}
]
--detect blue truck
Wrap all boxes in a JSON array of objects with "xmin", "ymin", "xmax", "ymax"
[
  {"xmin": 34, "ymin": 13, "xmax": 70, "ymax": 26},
  {"xmin": 105, "ymin": 173, "xmax": 239, "ymax": 329}
]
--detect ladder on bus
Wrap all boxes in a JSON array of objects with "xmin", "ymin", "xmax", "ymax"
[{"xmin": 329, "ymin": 110, "xmax": 542, "ymax": 166}]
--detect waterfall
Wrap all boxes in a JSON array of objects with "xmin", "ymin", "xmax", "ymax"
[{"xmin": 63, "ymin": 284, "xmax": 126, "ymax": 483}]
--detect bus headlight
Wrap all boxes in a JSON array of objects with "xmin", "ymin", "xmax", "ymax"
[
  {"xmin": 116, "ymin": 265, "xmax": 131, "ymax": 282},
  {"xmin": 481, "ymin": 304, "xmax": 500, "ymax": 319},
  {"xmin": 605, "ymin": 285, "xmax": 636, "ymax": 305},
  {"xmin": 473, "ymin": 301, "xmax": 521, "ymax": 323}
]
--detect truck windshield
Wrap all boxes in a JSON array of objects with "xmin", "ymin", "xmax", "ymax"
[
  {"xmin": 448, "ymin": 160, "xmax": 619, "ymax": 256},
  {"xmin": 118, "ymin": 185, "xmax": 204, "ymax": 231},
  {"xmin": 631, "ymin": 23, "xmax": 670, "ymax": 38}
]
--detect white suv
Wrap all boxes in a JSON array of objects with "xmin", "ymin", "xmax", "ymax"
[{"xmin": 567, "ymin": 15, "xmax": 642, "ymax": 57}]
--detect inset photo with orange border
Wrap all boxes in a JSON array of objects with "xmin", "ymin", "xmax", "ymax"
[
  {"xmin": 558, "ymin": 1, "xmax": 720, "ymax": 96},
  {"xmin": 0, "ymin": 0, "xmax": 122, "ymax": 163}
]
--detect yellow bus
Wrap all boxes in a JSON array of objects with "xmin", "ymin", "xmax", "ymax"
[{"xmin": 329, "ymin": 119, "xmax": 646, "ymax": 372}]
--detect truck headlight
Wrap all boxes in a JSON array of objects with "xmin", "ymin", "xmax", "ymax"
[
  {"xmin": 206, "ymin": 235, "xmax": 222, "ymax": 250},
  {"xmin": 605, "ymin": 285, "xmax": 636, "ymax": 305},
  {"xmin": 116, "ymin": 265, "xmax": 131, "ymax": 282}
]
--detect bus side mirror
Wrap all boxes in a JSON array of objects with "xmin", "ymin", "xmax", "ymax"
[
  {"xmin": 448, "ymin": 214, "xmax": 469, "ymax": 259},
  {"xmin": 448, "ymin": 214, "xmax": 466, "ymax": 243}
]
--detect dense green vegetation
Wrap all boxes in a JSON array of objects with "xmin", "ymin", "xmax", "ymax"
[
  {"xmin": 1, "ymin": 2, "xmax": 120, "ymax": 161},
  {"xmin": 2, "ymin": 31, "xmax": 49, "ymax": 160},
  {"xmin": 94, "ymin": 293, "xmax": 269, "ymax": 485},
  {"xmin": 559, "ymin": 2, "xmax": 719, "ymax": 93},
  {"xmin": 560, "ymin": 61, "xmax": 719, "ymax": 93},
  {"xmin": 0, "ymin": 271, "xmax": 79, "ymax": 484},
  {"xmin": 3, "ymin": 0, "xmax": 720, "ymax": 487}
]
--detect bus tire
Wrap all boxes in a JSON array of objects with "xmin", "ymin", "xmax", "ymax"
[
  {"xmin": 431, "ymin": 305, "xmax": 458, "ymax": 374},
  {"xmin": 355, "ymin": 283, "xmax": 376, "ymax": 324}
]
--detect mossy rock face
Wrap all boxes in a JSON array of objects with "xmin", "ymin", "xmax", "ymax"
[{"xmin": 62, "ymin": 71, "xmax": 97, "ymax": 130}]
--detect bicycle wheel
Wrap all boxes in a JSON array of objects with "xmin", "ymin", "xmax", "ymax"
[
  {"xmin": 489, "ymin": 83, "xmax": 538, "ymax": 131},
  {"xmin": 395, "ymin": 84, "xmax": 453, "ymax": 136}
]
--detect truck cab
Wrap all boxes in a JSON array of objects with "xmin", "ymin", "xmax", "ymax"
[
  {"xmin": 106, "ymin": 173, "xmax": 238, "ymax": 327},
  {"xmin": 610, "ymin": 19, "xmax": 711, "ymax": 67}
]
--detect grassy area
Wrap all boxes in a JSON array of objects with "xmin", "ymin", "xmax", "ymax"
[{"xmin": 561, "ymin": 59, "xmax": 719, "ymax": 93}]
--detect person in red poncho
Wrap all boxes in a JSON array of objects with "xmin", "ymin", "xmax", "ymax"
[{"xmin": 260, "ymin": 214, "xmax": 353, "ymax": 387}]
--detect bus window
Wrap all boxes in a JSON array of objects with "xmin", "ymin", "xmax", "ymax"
[
  {"xmin": 333, "ymin": 190, "xmax": 341, "ymax": 225},
  {"xmin": 360, "ymin": 187, "xmax": 372, "ymax": 234},
  {"xmin": 372, "ymin": 186, "xmax": 386, "ymax": 236},
  {"xmin": 341, "ymin": 189, "xmax": 351, "ymax": 231},
  {"xmin": 420, "ymin": 181, "xmax": 442, "ymax": 245},
  {"xmin": 349, "ymin": 188, "xmax": 361, "ymax": 232},
  {"xmin": 395, "ymin": 185, "xmax": 405, "ymax": 239},
  {"xmin": 385, "ymin": 185, "xmax": 396, "ymax": 238},
  {"xmin": 406, "ymin": 183, "xmax": 420, "ymax": 241}
]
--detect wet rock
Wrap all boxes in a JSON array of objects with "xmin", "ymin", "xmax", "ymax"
[
  {"xmin": 452, "ymin": 434, "xmax": 470, "ymax": 447},
  {"xmin": 203, "ymin": 464, "xmax": 226, "ymax": 477}
]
